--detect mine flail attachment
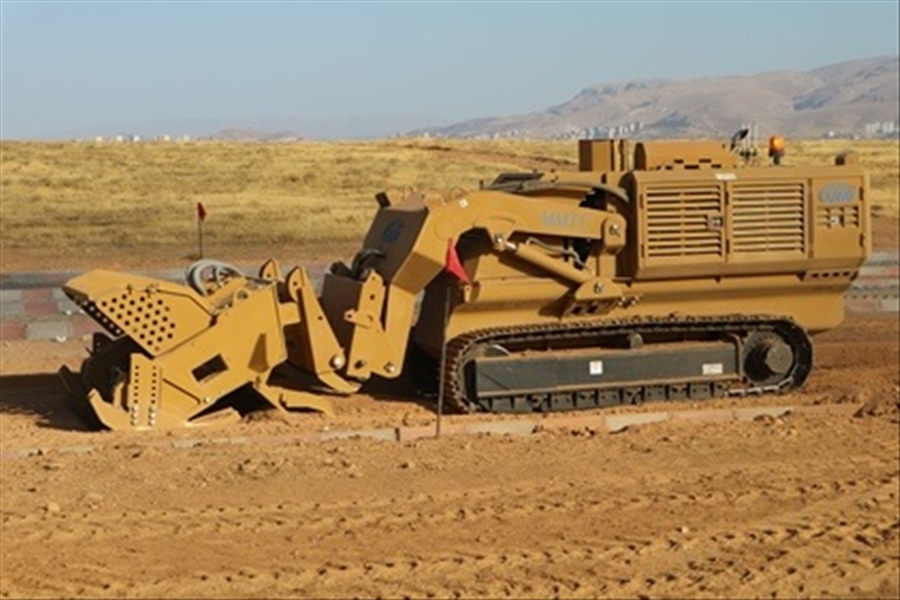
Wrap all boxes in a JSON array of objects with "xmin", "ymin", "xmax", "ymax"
[{"xmin": 58, "ymin": 263, "xmax": 342, "ymax": 431}]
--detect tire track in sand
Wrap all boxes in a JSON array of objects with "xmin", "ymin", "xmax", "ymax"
[{"xmin": 2, "ymin": 455, "xmax": 897, "ymax": 599}]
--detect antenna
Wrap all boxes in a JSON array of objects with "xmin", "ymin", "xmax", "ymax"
[{"xmin": 732, "ymin": 122, "xmax": 760, "ymax": 165}]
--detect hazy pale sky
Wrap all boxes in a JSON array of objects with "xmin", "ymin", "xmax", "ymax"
[{"xmin": 1, "ymin": 1, "xmax": 898, "ymax": 138}]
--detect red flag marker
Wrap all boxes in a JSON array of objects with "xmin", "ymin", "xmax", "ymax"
[
  {"xmin": 445, "ymin": 238, "xmax": 470, "ymax": 284},
  {"xmin": 197, "ymin": 202, "xmax": 207, "ymax": 222}
]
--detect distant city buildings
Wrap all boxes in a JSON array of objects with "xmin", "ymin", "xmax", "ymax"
[
  {"xmin": 76, "ymin": 118, "xmax": 899, "ymax": 143},
  {"xmin": 863, "ymin": 121, "xmax": 897, "ymax": 137},
  {"xmin": 551, "ymin": 122, "xmax": 646, "ymax": 140},
  {"xmin": 87, "ymin": 134, "xmax": 190, "ymax": 143},
  {"xmin": 411, "ymin": 117, "xmax": 898, "ymax": 141}
]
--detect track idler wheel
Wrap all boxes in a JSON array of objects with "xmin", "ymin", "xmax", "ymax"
[{"xmin": 743, "ymin": 332, "xmax": 796, "ymax": 386}]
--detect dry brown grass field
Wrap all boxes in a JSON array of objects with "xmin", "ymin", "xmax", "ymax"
[{"xmin": 0, "ymin": 138, "xmax": 896, "ymax": 273}]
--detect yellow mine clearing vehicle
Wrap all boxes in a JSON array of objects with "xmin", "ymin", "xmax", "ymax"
[{"xmin": 60, "ymin": 135, "xmax": 871, "ymax": 430}]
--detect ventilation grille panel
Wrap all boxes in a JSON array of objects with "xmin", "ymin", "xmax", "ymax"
[
  {"xmin": 731, "ymin": 182, "xmax": 805, "ymax": 254},
  {"xmin": 644, "ymin": 185, "xmax": 723, "ymax": 259}
]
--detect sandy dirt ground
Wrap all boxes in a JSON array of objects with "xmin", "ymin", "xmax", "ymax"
[
  {"xmin": 1, "ymin": 311, "xmax": 898, "ymax": 599},
  {"xmin": 1, "ymin": 214, "xmax": 898, "ymax": 599}
]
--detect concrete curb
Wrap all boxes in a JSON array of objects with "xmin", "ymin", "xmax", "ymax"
[{"xmin": 0, "ymin": 402, "xmax": 863, "ymax": 461}]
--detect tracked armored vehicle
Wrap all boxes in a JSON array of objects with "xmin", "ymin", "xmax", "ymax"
[{"xmin": 60, "ymin": 136, "xmax": 871, "ymax": 430}]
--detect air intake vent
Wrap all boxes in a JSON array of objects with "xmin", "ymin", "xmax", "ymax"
[
  {"xmin": 644, "ymin": 184, "xmax": 724, "ymax": 259},
  {"xmin": 817, "ymin": 204, "xmax": 860, "ymax": 228},
  {"xmin": 731, "ymin": 182, "xmax": 806, "ymax": 254}
]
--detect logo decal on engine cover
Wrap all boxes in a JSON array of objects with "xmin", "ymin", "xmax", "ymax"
[
  {"xmin": 541, "ymin": 211, "xmax": 587, "ymax": 230},
  {"xmin": 818, "ymin": 182, "xmax": 856, "ymax": 205}
]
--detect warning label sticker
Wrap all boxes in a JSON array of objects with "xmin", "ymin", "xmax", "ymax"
[{"xmin": 702, "ymin": 363, "xmax": 724, "ymax": 375}]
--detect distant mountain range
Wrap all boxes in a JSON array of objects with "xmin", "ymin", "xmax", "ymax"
[
  {"xmin": 409, "ymin": 56, "xmax": 899, "ymax": 141},
  {"xmin": 16, "ymin": 56, "xmax": 898, "ymax": 141}
]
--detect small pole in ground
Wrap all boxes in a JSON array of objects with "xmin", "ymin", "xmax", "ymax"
[
  {"xmin": 435, "ymin": 285, "xmax": 451, "ymax": 438},
  {"xmin": 196, "ymin": 202, "xmax": 207, "ymax": 258}
]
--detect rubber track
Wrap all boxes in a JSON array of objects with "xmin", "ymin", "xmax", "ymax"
[{"xmin": 441, "ymin": 314, "xmax": 813, "ymax": 414}]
